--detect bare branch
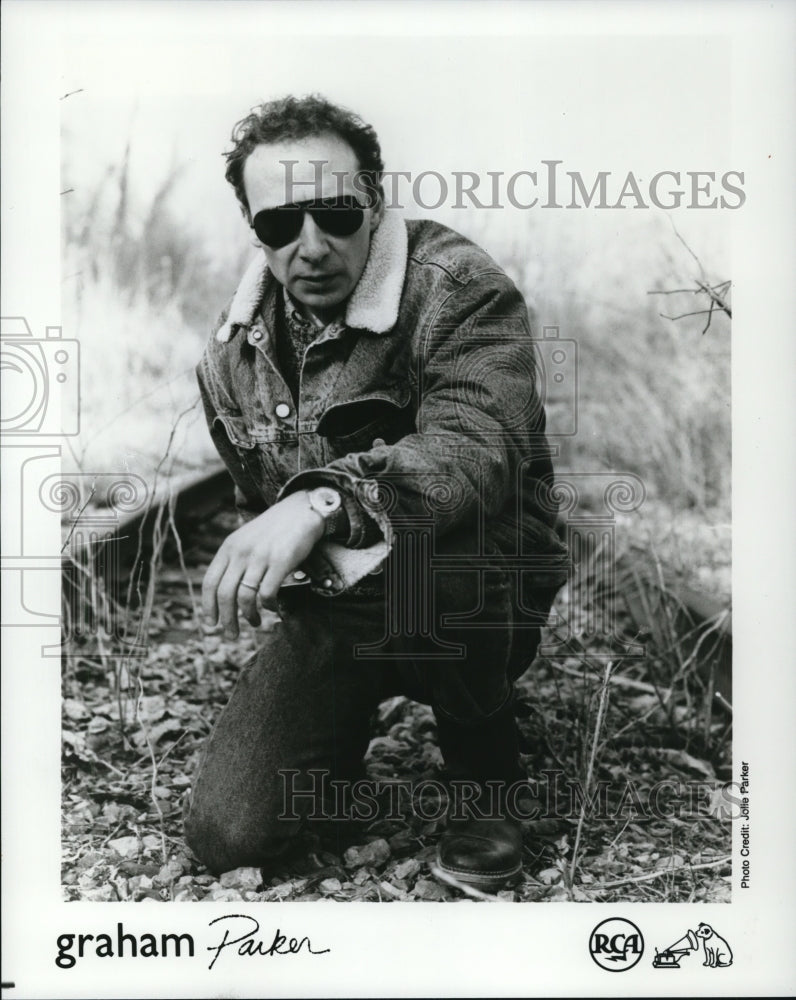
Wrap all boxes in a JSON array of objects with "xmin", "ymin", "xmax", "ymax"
[
  {"xmin": 569, "ymin": 661, "xmax": 613, "ymax": 893},
  {"xmin": 700, "ymin": 298, "xmax": 717, "ymax": 337},
  {"xmin": 668, "ymin": 215, "xmax": 707, "ymax": 281},
  {"xmin": 696, "ymin": 279, "xmax": 732, "ymax": 319},
  {"xmin": 648, "ymin": 283, "xmax": 729, "ymax": 297},
  {"xmin": 430, "ymin": 865, "xmax": 500, "ymax": 901},
  {"xmin": 659, "ymin": 309, "xmax": 716, "ymax": 321},
  {"xmin": 586, "ymin": 855, "xmax": 731, "ymax": 891},
  {"xmin": 61, "ymin": 483, "xmax": 98, "ymax": 553},
  {"xmin": 650, "ymin": 217, "xmax": 731, "ymax": 333}
]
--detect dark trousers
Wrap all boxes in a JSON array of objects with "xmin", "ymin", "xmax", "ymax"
[{"xmin": 185, "ymin": 557, "xmax": 555, "ymax": 874}]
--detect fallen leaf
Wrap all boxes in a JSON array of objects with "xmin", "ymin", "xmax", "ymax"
[
  {"xmin": 413, "ymin": 878, "xmax": 449, "ymax": 901},
  {"xmin": 261, "ymin": 883, "xmax": 294, "ymax": 901},
  {"xmin": 154, "ymin": 858, "xmax": 187, "ymax": 887},
  {"xmin": 377, "ymin": 696, "xmax": 409, "ymax": 727},
  {"xmin": 132, "ymin": 718, "xmax": 183, "ymax": 750},
  {"xmin": 537, "ymin": 867, "xmax": 562, "ymax": 885},
  {"xmin": 63, "ymin": 698, "xmax": 90, "ymax": 721},
  {"xmin": 343, "ymin": 838, "xmax": 391, "ymax": 869},
  {"xmin": 107, "ymin": 836, "xmax": 141, "ymax": 859},
  {"xmin": 203, "ymin": 888, "xmax": 244, "ymax": 902},
  {"xmin": 393, "ymin": 858, "xmax": 421, "ymax": 881},
  {"xmin": 82, "ymin": 885, "xmax": 117, "ymax": 902},
  {"xmin": 379, "ymin": 880, "xmax": 407, "ymax": 900},
  {"xmin": 219, "ymin": 867, "xmax": 263, "ymax": 891},
  {"xmin": 136, "ymin": 695, "xmax": 168, "ymax": 724},
  {"xmin": 173, "ymin": 888, "xmax": 199, "ymax": 901},
  {"xmin": 655, "ymin": 854, "xmax": 686, "ymax": 869}
]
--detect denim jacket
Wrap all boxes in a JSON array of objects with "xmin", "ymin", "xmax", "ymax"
[{"xmin": 197, "ymin": 211, "xmax": 568, "ymax": 596}]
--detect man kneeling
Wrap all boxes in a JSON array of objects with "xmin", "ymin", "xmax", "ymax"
[{"xmin": 185, "ymin": 94, "xmax": 567, "ymax": 891}]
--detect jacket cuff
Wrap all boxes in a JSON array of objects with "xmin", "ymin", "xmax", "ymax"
[
  {"xmin": 277, "ymin": 468, "xmax": 391, "ymax": 550},
  {"xmin": 300, "ymin": 537, "xmax": 392, "ymax": 597},
  {"xmin": 277, "ymin": 469, "xmax": 394, "ymax": 593}
]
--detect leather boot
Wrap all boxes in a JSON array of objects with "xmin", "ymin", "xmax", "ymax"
[{"xmin": 434, "ymin": 700, "xmax": 526, "ymax": 891}]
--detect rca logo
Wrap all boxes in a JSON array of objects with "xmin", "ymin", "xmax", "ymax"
[{"xmin": 589, "ymin": 918, "xmax": 645, "ymax": 971}]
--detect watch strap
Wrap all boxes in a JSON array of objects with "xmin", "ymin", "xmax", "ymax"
[{"xmin": 322, "ymin": 503, "xmax": 350, "ymax": 540}]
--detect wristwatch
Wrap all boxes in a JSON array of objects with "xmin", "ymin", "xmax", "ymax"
[{"xmin": 307, "ymin": 486, "xmax": 347, "ymax": 539}]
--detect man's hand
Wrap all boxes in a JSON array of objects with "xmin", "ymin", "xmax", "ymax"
[{"xmin": 201, "ymin": 490, "xmax": 325, "ymax": 638}]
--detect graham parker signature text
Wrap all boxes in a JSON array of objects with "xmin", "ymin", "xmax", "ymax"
[{"xmin": 55, "ymin": 917, "xmax": 330, "ymax": 970}]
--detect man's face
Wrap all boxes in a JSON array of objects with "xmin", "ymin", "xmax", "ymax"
[{"xmin": 242, "ymin": 135, "xmax": 383, "ymax": 321}]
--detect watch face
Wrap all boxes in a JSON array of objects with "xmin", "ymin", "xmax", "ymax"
[{"xmin": 311, "ymin": 486, "xmax": 342, "ymax": 516}]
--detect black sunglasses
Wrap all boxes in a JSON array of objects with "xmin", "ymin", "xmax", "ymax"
[{"xmin": 252, "ymin": 196, "xmax": 365, "ymax": 249}]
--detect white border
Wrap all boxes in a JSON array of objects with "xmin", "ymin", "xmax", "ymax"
[{"xmin": 2, "ymin": 2, "xmax": 795, "ymax": 996}]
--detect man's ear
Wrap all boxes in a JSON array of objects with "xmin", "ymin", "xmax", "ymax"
[
  {"xmin": 242, "ymin": 202, "xmax": 263, "ymax": 247},
  {"xmin": 368, "ymin": 186, "xmax": 386, "ymax": 231}
]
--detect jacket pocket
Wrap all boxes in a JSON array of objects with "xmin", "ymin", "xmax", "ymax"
[
  {"xmin": 317, "ymin": 388, "xmax": 414, "ymax": 458},
  {"xmin": 213, "ymin": 411, "xmax": 254, "ymax": 450},
  {"xmin": 212, "ymin": 411, "xmax": 276, "ymax": 504}
]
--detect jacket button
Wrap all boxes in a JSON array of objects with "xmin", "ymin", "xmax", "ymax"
[
  {"xmin": 322, "ymin": 578, "xmax": 333, "ymax": 589},
  {"xmin": 275, "ymin": 403, "xmax": 291, "ymax": 419},
  {"xmin": 251, "ymin": 330, "xmax": 263, "ymax": 342}
]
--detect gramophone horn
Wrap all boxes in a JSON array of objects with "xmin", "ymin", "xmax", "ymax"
[{"xmin": 666, "ymin": 930, "xmax": 698, "ymax": 953}]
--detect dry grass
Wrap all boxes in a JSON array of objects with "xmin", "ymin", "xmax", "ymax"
[
  {"xmin": 62, "ymin": 156, "xmax": 243, "ymax": 482},
  {"xmin": 485, "ymin": 209, "xmax": 730, "ymax": 518}
]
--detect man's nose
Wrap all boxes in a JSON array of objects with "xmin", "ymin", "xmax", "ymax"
[{"xmin": 296, "ymin": 214, "xmax": 329, "ymax": 260}]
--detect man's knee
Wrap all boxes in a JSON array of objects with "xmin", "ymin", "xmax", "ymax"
[
  {"xmin": 183, "ymin": 766, "xmax": 338, "ymax": 874},
  {"xmin": 183, "ymin": 791, "xmax": 297, "ymax": 876}
]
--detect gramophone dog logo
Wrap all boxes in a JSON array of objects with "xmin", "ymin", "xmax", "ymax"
[
  {"xmin": 588, "ymin": 918, "xmax": 644, "ymax": 971},
  {"xmin": 652, "ymin": 922, "xmax": 733, "ymax": 969}
]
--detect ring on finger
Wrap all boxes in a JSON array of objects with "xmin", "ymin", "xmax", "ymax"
[{"xmin": 239, "ymin": 581, "xmax": 259, "ymax": 592}]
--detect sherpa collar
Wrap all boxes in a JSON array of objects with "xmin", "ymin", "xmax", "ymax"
[{"xmin": 216, "ymin": 209, "xmax": 408, "ymax": 343}]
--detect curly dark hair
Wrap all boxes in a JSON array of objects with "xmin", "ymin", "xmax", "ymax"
[{"xmin": 224, "ymin": 94, "xmax": 385, "ymax": 218}]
